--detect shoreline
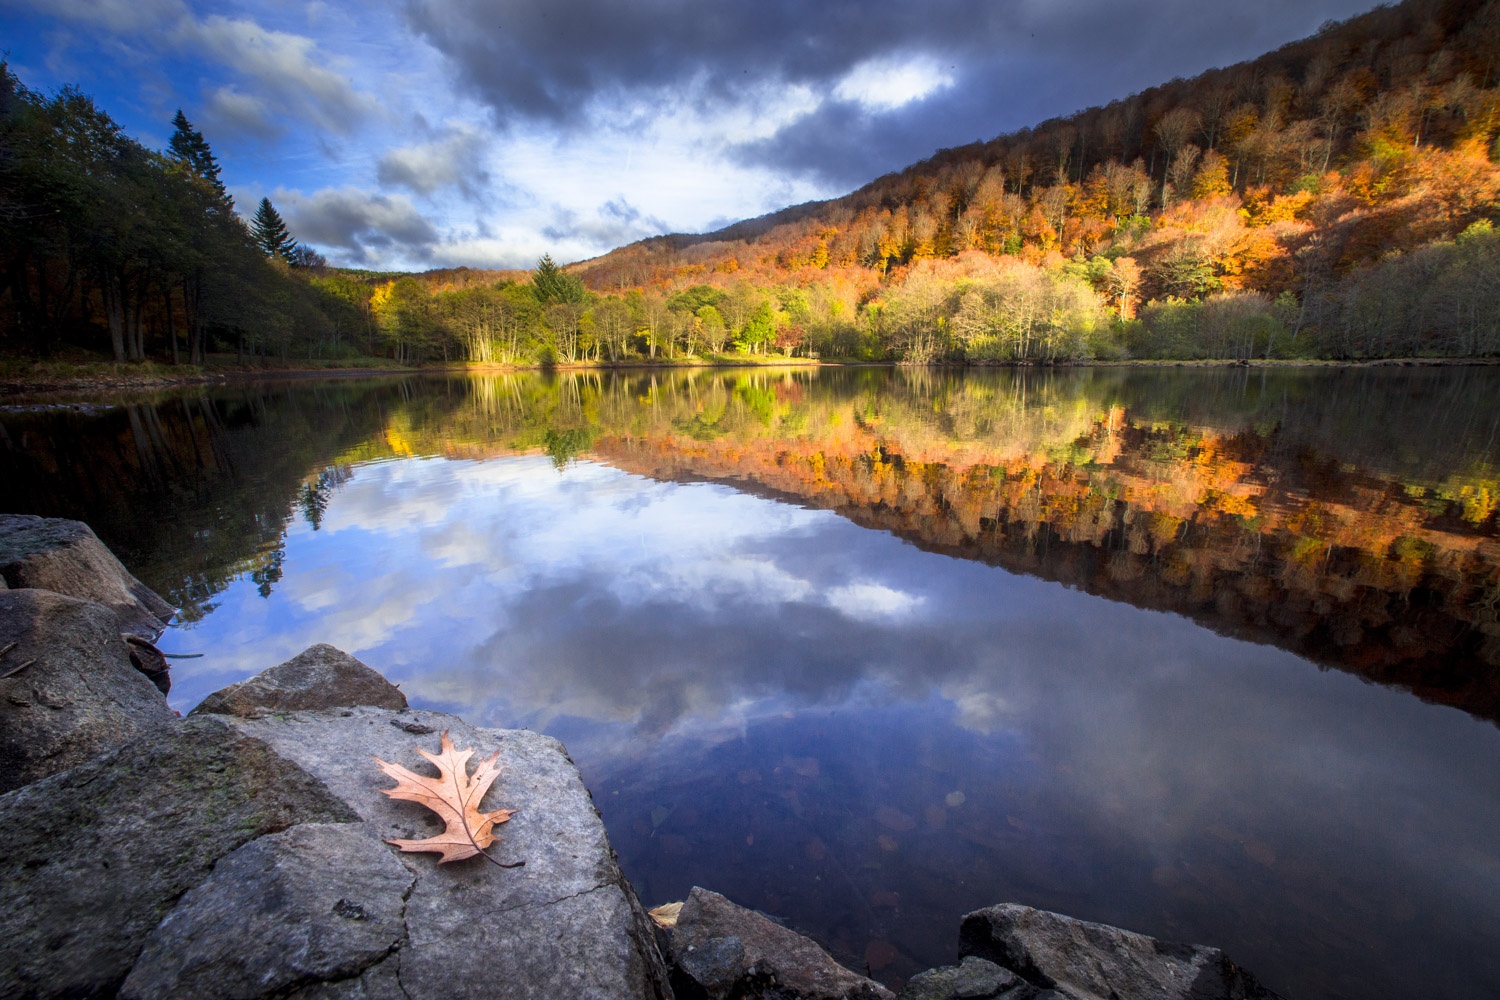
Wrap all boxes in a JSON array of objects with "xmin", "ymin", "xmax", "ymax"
[{"xmin": 3, "ymin": 353, "xmax": 1496, "ymax": 398}]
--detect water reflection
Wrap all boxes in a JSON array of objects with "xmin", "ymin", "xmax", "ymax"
[{"xmin": 2, "ymin": 367, "xmax": 1498, "ymax": 999}]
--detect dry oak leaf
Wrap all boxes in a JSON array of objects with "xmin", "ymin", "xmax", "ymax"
[{"xmin": 374, "ymin": 730, "xmax": 524, "ymax": 868}]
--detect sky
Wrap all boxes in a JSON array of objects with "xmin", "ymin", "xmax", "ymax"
[{"xmin": 2, "ymin": 0, "xmax": 1380, "ymax": 271}]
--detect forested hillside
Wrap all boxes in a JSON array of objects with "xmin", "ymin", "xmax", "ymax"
[
  {"xmin": 3, "ymin": 0, "xmax": 1499, "ymax": 367},
  {"xmin": 0, "ymin": 67, "xmax": 393, "ymax": 365},
  {"xmin": 569, "ymin": 0, "xmax": 1500, "ymax": 361}
]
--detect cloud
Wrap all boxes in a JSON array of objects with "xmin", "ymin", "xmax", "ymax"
[
  {"xmin": 203, "ymin": 86, "xmax": 280, "ymax": 140},
  {"xmin": 274, "ymin": 187, "xmax": 441, "ymax": 265},
  {"xmin": 182, "ymin": 15, "xmax": 379, "ymax": 135},
  {"xmin": 833, "ymin": 54, "xmax": 954, "ymax": 112},
  {"xmin": 377, "ymin": 126, "xmax": 492, "ymax": 198},
  {"xmin": 403, "ymin": 0, "xmax": 1380, "ymax": 193},
  {"xmin": 541, "ymin": 197, "xmax": 670, "ymax": 248},
  {"xmin": 35, "ymin": 0, "xmax": 185, "ymax": 33},
  {"xmin": 16, "ymin": 0, "xmax": 379, "ymax": 138}
]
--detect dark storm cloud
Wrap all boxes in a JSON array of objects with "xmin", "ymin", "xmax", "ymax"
[{"xmin": 406, "ymin": 0, "xmax": 1378, "ymax": 190}]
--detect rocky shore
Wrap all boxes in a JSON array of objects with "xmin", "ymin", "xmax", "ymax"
[{"xmin": 0, "ymin": 514, "xmax": 1278, "ymax": 1000}]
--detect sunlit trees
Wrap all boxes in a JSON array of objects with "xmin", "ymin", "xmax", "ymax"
[
  {"xmin": 592, "ymin": 296, "xmax": 633, "ymax": 362},
  {"xmin": 696, "ymin": 305, "xmax": 728, "ymax": 354}
]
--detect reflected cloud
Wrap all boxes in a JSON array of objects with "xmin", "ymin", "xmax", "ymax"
[{"xmin": 10, "ymin": 369, "xmax": 1496, "ymax": 1000}]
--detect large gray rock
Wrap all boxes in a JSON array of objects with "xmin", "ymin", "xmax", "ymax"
[
  {"xmin": 0, "ymin": 715, "xmax": 358, "ymax": 1000},
  {"xmin": 0, "ymin": 514, "xmax": 173, "ymax": 637},
  {"xmin": 192, "ymin": 643, "xmax": 408, "ymax": 718},
  {"xmin": 667, "ymin": 887, "xmax": 893, "ymax": 1000},
  {"xmin": 221, "ymin": 703, "xmax": 672, "ymax": 1000},
  {"xmin": 0, "ymin": 589, "xmax": 175, "ymax": 794},
  {"xmin": 121, "ymin": 823, "xmax": 414, "ymax": 1000},
  {"xmin": 958, "ymin": 905, "xmax": 1275, "ymax": 1000}
]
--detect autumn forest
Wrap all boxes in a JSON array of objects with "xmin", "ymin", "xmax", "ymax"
[{"xmin": 4, "ymin": 0, "xmax": 1500, "ymax": 367}]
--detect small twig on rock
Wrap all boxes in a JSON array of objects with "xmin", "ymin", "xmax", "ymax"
[
  {"xmin": 0, "ymin": 641, "xmax": 16, "ymax": 660},
  {"xmin": 0, "ymin": 658, "xmax": 36, "ymax": 679}
]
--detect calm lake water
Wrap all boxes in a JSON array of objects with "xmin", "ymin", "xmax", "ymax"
[{"xmin": 4, "ymin": 366, "xmax": 1499, "ymax": 999}]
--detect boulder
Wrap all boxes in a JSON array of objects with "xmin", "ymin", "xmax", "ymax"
[
  {"xmin": 958, "ymin": 904, "xmax": 1275, "ymax": 1000},
  {"xmin": 0, "ymin": 715, "xmax": 359, "ymax": 1000},
  {"xmin": 220, "ymin": 702, "xmax": 672, "ymax": 1000},
  {"xmin": 191, "ymin": 643, "xmax": 408, "ymax": 718},
  {"xmin": 898, "ymin": 957, "xmax": 1022, "ymax": 1000},
  {"xmin": 121, "ymin": 823, "xmax": 414, "ymax": 1000},
  {"xmin": 666, "ymin": 886, "xmax": 893, "ymax": 1000},
  {"xmin": 0, "ymin": 589, "xmax": 175, "ymax": 794},
  {"xmin": 0, "ymin": 514, "xmax": 174, "ymax": 637}
]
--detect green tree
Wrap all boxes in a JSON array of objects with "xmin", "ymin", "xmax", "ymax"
[
  {"xmin": 252, "ymin": 197, "xmax": 297, "ymax": 262},
  {"xmin": 532, "ymin": 253, "xmax": 585, "ymax": 304},
  {"xmin": 168, "ymin": 110, "xmax": 229, "ymax": 208}
]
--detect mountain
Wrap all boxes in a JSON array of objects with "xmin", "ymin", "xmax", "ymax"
[{"xmin": 572, "ymin": 0, "xmax": 1500, "ymax": 341}]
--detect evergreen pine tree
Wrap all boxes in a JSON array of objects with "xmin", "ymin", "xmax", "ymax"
[
  {"xmin": 252, "ymin": 197, "xmax": 297, "ymax": 262},
  {"xmin": 532, "ymin": 252, "xmax": 585, "ymax": 304},
  {"xmin": 169, "ymin": 109, "xmax": 230, "ymax": 208}
]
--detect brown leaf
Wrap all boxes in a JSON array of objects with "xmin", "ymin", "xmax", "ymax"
[
  {"xmin": 374, "ymin": 730, "xmax": 522, "ymax": 868},
  {"xmin": 647, "ymin": 902, "xmax": 683, "ymax": 929}
]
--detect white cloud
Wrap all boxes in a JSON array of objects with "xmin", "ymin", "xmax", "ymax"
[
  {"xmin": 376, "ymin": 125, "xmax": 491, "ymax": 197},
  {"xmin": 203, "ymin": 86, "xmax": 279, "ymax": 139},
  {"xmin": 182, "ymin": 15, "xmax": 380, "ymax": 134},
  {"xmin": 833, "ymin": 54, "xmax": 954, "ymax": 111},
  {"xmin": 825, "ymin": 582, "xmax": 925, "ymax": 620}
]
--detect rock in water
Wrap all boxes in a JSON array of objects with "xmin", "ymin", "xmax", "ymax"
[
  {"xmin": 959, "ymin": 904, "xmax": 1276, "ymax": 1000},
  {"xmin": 191, "ymin": 643, "xmax": 408, "ymax": 717},
  {"xmin": 666, "ymin": 886, "xmax": 893, "ymax": 1000},
  {"xmin": 898, "ymin": 956, "xmax": 1020, "ymax": 1000},
  {"xmin": 0, "ymin": 589, "xmax": 175, "ymax": 793},
  {"xmin": 0, "ymin": 515, "xmax": 174, "ymax": 638}
]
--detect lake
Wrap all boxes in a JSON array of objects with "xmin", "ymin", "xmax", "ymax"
[{"xmin": 3, "ymin": 365, "xmax": 1498, "ymax": 999}]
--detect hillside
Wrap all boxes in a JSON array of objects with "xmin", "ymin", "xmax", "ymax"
[{"xmin": 565, "ymin": 0, "xmax": 1500, "ymax": 359}]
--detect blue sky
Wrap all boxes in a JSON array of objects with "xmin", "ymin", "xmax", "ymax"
[{"xmin": 3, "ymin": 0, "xmax": 1377, "ymax": 271}]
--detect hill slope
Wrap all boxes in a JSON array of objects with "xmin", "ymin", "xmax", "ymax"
[{"xmin": 567, "ymin": 0, "xmax": 1499, "ymax": 358}]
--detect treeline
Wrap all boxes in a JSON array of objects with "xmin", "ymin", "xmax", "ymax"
[
  {"xmin": 0, "ymin": 64, "xmax": 368, "ymax": 364},
  {"xmin": 365, "ymin": 220, "xmax": 1499, "ymax": 364}
]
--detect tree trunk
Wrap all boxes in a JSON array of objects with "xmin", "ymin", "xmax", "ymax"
[
  {"xmin": 102, "ymin": 271, "xmax": 127, "ymax": 363},
  {"xmin": 164, "ymin": 285, "xmax": 179, "ymax": 366}
]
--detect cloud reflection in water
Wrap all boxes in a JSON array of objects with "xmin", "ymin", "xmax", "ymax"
[{"xmin": 167, "ymin": 451, "xmax": 1500, "ymax": 1000}]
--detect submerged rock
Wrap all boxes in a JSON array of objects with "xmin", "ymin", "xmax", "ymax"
[
  {"xmin": 0, "ymin": 589, "xmax": 175, "ymax": 794},
  {"xmin": 958, "ymin": 904, "xmax": 1276, "ymax": 1000},
  {"xmin": 665, "ymin": 886, "xmax": 893, "ymax": 1000},
  {"xmin": 898, "ymin": 956, "xmax": 1021, "ymax": 1000},
  {"xmin": 191, "ymin": 643, "xmax": 408, "ymax": 717},
  {"xmin": 0, "ymin": 514, "xmax": 174, "ymax": 638}
]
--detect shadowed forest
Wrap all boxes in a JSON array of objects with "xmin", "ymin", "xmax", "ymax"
[{"xmin": 2, "ymin": 0, "xmax": 1499, "ymax": 367}]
